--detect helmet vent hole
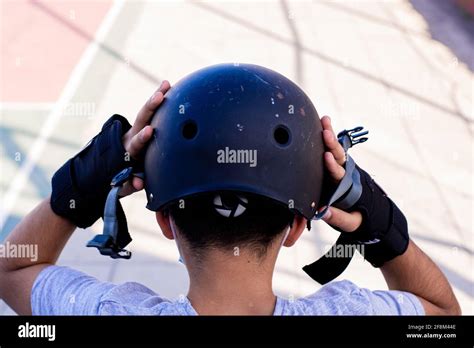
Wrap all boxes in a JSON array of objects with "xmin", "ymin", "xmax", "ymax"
[
  {"xmin": 274, "ymin": 125, "xmax": 291, "ymax": 146},
  {"xmin": 182, "ymin": 120, "xmax": 198, "ymax": 140}
]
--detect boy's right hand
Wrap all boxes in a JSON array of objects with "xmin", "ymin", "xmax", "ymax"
[
  {"xmin": 50, "ymin": 81, "xmax": 171, "ymax": 228},
  {"xmin": 119, "ymin": 81, "xmax": 171, "ymax": 197}
]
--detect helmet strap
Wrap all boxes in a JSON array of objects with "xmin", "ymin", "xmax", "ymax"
[{"xmin": 303, "ymin": 126, "xmax": 368, "ymax": 284}]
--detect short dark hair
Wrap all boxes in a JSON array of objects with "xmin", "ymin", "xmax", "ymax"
[{"xmin": 166, "ymin": 192, "xmax": 294, "ymax": 258}]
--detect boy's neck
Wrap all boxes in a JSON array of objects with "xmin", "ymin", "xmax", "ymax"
[{"xmin": 186, "ymin": 248, "xmax": 278, "ymax": 315}]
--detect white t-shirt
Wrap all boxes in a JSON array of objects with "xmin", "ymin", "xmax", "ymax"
[{"xmin": 31, "ymin": 265, "xmax": 424, "ymax": 315}]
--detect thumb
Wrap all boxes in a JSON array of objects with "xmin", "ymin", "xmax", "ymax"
[{"xmin": 321, "ymin": 206, "xmax": 363, "ymax": 232}]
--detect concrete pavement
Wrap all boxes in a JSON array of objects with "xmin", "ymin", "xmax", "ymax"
[{"xmin": 1, "ymin": 0, "xmax": 472, "ymax": 314}]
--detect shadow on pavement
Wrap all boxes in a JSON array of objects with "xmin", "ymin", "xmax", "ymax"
[{"xmin": 410, "ymin": 0, "xmax": 474, "ymax": 71}]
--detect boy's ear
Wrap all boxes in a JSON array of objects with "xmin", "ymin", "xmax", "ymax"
[
  {"xmin": 155, "ymin": 211, "xmax": 174, "ymax": 240},
  {"xmin": 283, "ymin": 215, "xmax": 307, "ymax": 247}
]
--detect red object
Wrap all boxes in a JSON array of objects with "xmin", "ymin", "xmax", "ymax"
[{"xmin": 1, "ymin": 0, "xmax": 112, "ymax": 103}]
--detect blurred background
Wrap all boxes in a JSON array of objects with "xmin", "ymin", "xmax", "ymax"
[{"xmin": 0, "ymin": 0, "xmax": 472, "ymax": 314}]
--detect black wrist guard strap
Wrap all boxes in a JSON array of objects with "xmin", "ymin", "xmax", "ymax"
[{"xmin": 50, "ymin": 114, "xmax": 136, "ymax": 228}]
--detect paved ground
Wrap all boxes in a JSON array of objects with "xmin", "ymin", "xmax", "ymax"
[{"xmin": 1, "ymin": 0, "xmax": 472, "ymax": 314}]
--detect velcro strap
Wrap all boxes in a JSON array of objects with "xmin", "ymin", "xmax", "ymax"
[
  {"xmin": 313, "ymin": 155, "xmax": 362, "ymax": 220},
  {"xmin": 302, "ymin": 234, "xmax": 355, "ymax": 284}
]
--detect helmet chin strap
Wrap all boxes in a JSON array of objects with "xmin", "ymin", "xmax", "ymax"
[
  {"xmin": 303, "ymin": 126, "xmax": 369, "ymax": 284},
  {"xmin": 86, "ymin": 167, "xmax": 140, "ymax": 259}
]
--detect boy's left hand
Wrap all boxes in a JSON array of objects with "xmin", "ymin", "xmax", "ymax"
[{"xmin": 320, "ymin": 115, "xmax": 363, "ymax": 232}]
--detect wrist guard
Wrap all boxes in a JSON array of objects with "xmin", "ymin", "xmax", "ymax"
[
  {"xmin": 303, "ymin": 127, "xmax": 409, "ymax": 284},
  {"xmin": 50, "ymin": 114, "xmax": 137, "ymax": 228}
]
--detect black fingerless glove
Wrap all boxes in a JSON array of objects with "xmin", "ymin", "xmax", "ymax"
[{"xmin": 50, "ymin": 114, "xmax": 138, "ymax": 228}]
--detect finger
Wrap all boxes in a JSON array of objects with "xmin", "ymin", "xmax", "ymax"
[
  {"xmin": 118, "ymin": 181, "xmax": 137, "ymax": 197},
  {"xmin": 132, "ymin": 80, "xmax": 170, "ymax": 133},
  {"xmin": 132, "ymin": 176, "xmax": 144, "ymax": 191},
  {"xmin": 321, "ymin": 206, "xmax": 362, "ymax": 232},
  {"xmin": 128, "ymin": 126, "xmax": 153, "ymax": 158},
  {"xmin": 324, "ymin": 151, "xmax": 345, "ymax": 181},
  {"xmin": 321, "ymin": 115, "xmax": 335, "ymax": 134},
  {"xmin": 321, "ymin": 116, "xmax": 346, "ymax": 166},
  {"xmin": 159, "ymin": 79, "xmax": 171, "ymax": 93},
  {"xmin": 118, "ymin": 177, "xmax": 145, "ymax": 198},
  {"xmin": 323, "ymin": 129, "xmax": 346, "ymax": 166}
]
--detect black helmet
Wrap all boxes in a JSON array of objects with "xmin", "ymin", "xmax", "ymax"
[
  {"xmin": 144, "ymin": 63, "xmax": 325, "ymax": 220},
  {"xmin": 89, "ymin": 63, "xmax": 369, "ymax": 285}
]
